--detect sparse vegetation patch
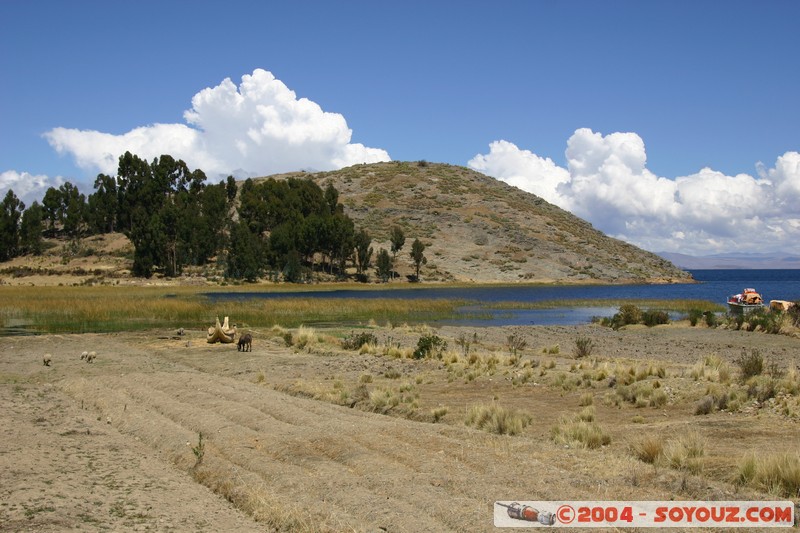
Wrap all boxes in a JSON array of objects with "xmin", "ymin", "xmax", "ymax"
[{"xmin": 465, "ymin": 403, "xmax": 531, "ymax": 436}]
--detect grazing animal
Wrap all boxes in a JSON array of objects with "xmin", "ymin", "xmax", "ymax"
[
  {"xmin": 237, "ymin": 333, "xmax": 253, "ymax": 352},
  {"xmin": 80, "ymin": 351, "xmax": 89, "ymax": 360},
  {"xmin": 86, "ymin": 351, "xmax": 96, "ymax": 363},
  {"xmin": 177, "ymin": 327, "xmax": 185, "ymax": 336},
  {"xmin": 43, "ymin": 353, "xmax": 52, "ymax": 366}
]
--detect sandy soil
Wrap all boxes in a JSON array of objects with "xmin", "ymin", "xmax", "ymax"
[{"xmin": 1, "ymin": 324, "xmax": 798, "ymax": 532}]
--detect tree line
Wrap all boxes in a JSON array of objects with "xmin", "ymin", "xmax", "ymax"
[{"xmin": 0, "ymin": 152, "xmax": 427, "ymax": 282}]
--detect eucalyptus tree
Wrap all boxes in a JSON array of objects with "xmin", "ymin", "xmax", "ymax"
[
  {"xmin": 19, "ymin": 201, "xmax": 44, "ymax": 255},
  {"xmin": 38, "ymin": 181, "xmax": 87, "ymax": 238},
  {"xmin": 59, "ymin": 182, "xmax": 87, "ymax": 238},
  {"xmin": 390, "ymin": 226, "xmax": 405, "ymax": 280},
  {"xmin": 324, "ymin": 182, "xmax": 340, "ymax": 215},
  {"xmin": 226, "ymin": 220, "xmax": 264, "ymax": 282},
  {"xmin": 354, "ymin": 228, "xmax": 373, "ymax": 278},
  {"xmin": 327, "ymin": 212, "xmax": 355, "ymax": 276},
  {"xmin": 88, "ymin": 173, "xmax": 118, "ymax": 233},
  {"xmin": 0, "ymin": 189, "xmax": 24, "ymax": 260},
  {"xmin": 375, "ymin": 248, "xmax": 392, "ymax": 283},
  {"xmin": 225, "ymin": 175, "xmax": 237, "ymax": 204},
  {"xmin": 115, "ymin": 151, "xmax": 153, "ymax": 234},
  {"xmin": 115, "ymin": 152, "xmax": 217, "ymax": 277},
  {"xmin": 410, "ymin": 238, "xmax": 427, "ymax": 281}
]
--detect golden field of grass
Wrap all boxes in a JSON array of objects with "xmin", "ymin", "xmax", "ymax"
[{"xmin": 0, "ymin": 285, "xmax": 467, "ymax": 333}]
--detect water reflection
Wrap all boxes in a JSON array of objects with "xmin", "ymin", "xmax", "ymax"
[{"xmin": 440, "ymin": 306, "xmax": 622, "ymax": 327}]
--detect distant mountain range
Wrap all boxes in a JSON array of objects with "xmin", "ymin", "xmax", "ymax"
[{"xmin": 657, "ymin": 252, "xmax": 800, "ymax": 270}]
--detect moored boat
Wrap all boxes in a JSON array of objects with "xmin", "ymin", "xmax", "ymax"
[
  {"xmin": 769, "ymin": 300, "xmax": 796, "ymax": 312},
  {"xmin": 727, "ymin": 288, "xmax": 764, "ymax": 312}
]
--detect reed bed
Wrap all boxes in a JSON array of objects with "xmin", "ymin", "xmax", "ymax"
[{"xmin": 0, "ymin": 286, "xmax": 465, "ymax": 334}]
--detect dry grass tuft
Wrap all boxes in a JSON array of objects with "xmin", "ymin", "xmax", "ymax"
[
  {"xmin": 431, "ymin": 406, "xmax": 448, "ymax": 422},
  {"xmin": 367, "ymin": 384, "xmax": 418, "ymax": 414},
  {"xmin": 577, "ymin": 406, "xmax": 595, "ymax": 422},
  {"xmin": 690, "ymin": 354, "xmax": 732, "ymax": 384},
  {"xmin": 294, "ymin": 326, "xmax": 318, "ymax": 349},
  {"xmin": 737, "ymin": 451, "xmax": 800, "ymax": 497},
  {"xmin": 649, "ymin": 388, "xmax": 668, "ymax": 407},
  {"xmin": 384, "ymin": 344, "xmax": 411, "ymax": 359},
  {"xmin": 550, "ymin": 413, "xmax": 611, "ymax": 449},
  {"xmin": 664, "ymin": 430, "xmax": 705, "ymax": 474},
  {"xmin": 579, "ymin": 392, "xmax": 594, "ymax": 406},
  {"xmin": 632, "ymin": 434, "xmax": 664, "ymax": 464},
  {"xmin": 465, "ymin": 403, "xmax": 531, "ymax": 436}
]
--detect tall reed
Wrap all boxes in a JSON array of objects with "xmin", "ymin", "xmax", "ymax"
[{"xmin": 0, "ymin": 286, "xmax": 464, "ymax": 334}]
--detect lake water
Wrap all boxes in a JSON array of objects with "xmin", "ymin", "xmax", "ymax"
[{"xmin": 208, "ymin": 269, "xmax": 800, "ymax": 326}]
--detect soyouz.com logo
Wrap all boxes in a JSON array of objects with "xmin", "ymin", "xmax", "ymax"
[{"xmin": 494, "ymin": 501, "xmax": 795, "ymax": 528}]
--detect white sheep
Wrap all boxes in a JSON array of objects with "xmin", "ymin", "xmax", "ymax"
[
  {"xmin": 86, "ymin": 351, "xmax": 96, "ymax": 363},
  {"xmin": 43, "ymin": 353, "xmax": 52, "ymax": 366},
  {"xmin": 80, "ymin": 351, "xmax": 88, "ymax": 360}
]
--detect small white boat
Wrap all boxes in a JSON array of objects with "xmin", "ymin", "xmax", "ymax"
[{"xmin": 727, "ymin": 288, "xmax": 764, "ymax": 312}]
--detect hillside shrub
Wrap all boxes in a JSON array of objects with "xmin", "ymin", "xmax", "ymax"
[
  {"xmin": 688, "ymin": 309, "xmax": 703, "ymax": 326},
  {"xmin": 615, "ymin": 304, "xmax": 642, "ymax": 327},
  {"xmin": 342, "ymin": 331, "xmax": 378, "ymax": 351},
  {"xmin": 744, "ymin": 307, "xmax": 782, "ymax": 333},
  {"xmin": 455, "ymin": 331, "xmax": 478, "ymax": 356},
  {"xmin": 694, "ymin": 396, "xmax": 714, "ymax": 415},
  {"xmin": 728, "ymin": 312, "xmax": 745, "ymax": 330},
  {"xmin": 506, "ymin": 329, "xmax": 527, "ymax": 356},
  {"xmin": 649, "ymin": 388, "xmax": 668, "ymax": 407},
  {"xmin": 282, "ymin": 332, "xmax": 294, "ymax": 347},
  {"xmin": 642, "ymin": 310, "xmax": 670, "ymax": 327},
  {"xmin": 604, "ymin": 304, "xmax": 666, "ymax": 329},
  {"xmin": 789, "ymin": 301, "xmax": 800, "ymax": 327},
  {"xmin": 413, "ymin": 334, "xmax": 447, "ymax": 359},
  {"xmin": 573, "ymin": 336, "xmax": 594, "ymax": 358},
  {"xmin": 736, "ymin": 348, "xmax": 763, "ymax": 381},
  {"xmin": 703, "ymin": 311, "xmax": 718, "ymax": 327},
  {"xmin": 746, "ymin": 375, "xmax": 777, "ymax": 403}
]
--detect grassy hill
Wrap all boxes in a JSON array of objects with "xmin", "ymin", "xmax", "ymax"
[
  {"xmin": 281, "ymin": 161, "xmax": 689, "ymax": 283},
  {"xmin": 0, "ymin": 161, "xmax": 691, "ymax": 286}
]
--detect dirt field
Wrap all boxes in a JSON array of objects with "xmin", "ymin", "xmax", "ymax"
[{"xmin": 1, "ymin": 323, "xmax": 798, "ymax": 532}]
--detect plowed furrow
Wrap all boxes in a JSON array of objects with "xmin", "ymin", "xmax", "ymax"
[{"xmin": 62, "ymin": 372, "xmax": 472, "ymax": 530}]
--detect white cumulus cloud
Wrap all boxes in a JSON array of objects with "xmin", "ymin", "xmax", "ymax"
[
  {"xmin": 0, "ymin": 170, "xmax": 64, "ymax": 207},
  {"xmin": 467, "ymin": 140, "xmax": 571, "ymax": 207},
  {"xmin": 44, "ymin": 69, "xmax": 391, "ymax": 178},
  {"xmin": 760, "ymin": 151, "xmax": 800, "ymax": 206},
  {"xmin": 469, "ymin": 129, "xmax": 800, "ymax": 255}
]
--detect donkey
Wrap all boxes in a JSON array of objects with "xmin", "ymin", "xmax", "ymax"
[{"xmin": 237, "ymin": 333, "xmax": 253, "ymax": 352}]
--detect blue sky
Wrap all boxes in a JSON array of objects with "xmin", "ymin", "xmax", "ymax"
[{"xmin": 1, "ymin": 1, "xmax": 798, "ymax": 256}]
